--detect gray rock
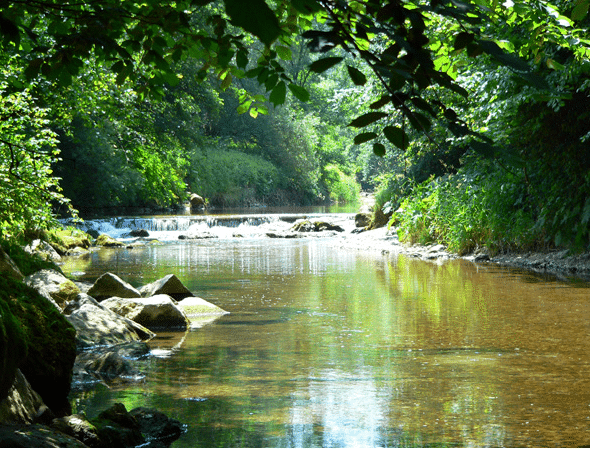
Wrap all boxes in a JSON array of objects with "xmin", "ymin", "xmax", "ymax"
[
  {"xmin": 355, "ymin": 213, "xmax": 371, "ymax": 228},
  {"xmin": 0, "ymin": 247, "xmax": 23, "ymax": 280},
  {"xmin": 0, "ymin": 424, "xmax": 87, "ymax": 447},
  {"xmin": 0, "ymin": 369, "xmax": 46, "ymax": 425},
  {"xmin": 51, "ymin": 414, "xmax": 100, "ymax": 447},
  {"xmin": 87, "ymin": 272, "xmax": 141, "ymax": 301},
  {"xmin": 93, "ymin": 403, "xmax": 144, "ymax": 447},
  {"xmin": 24, "ymin": 269, "xmax": 81, "ymax": 310},
  {"xmin": 102, "ymin": 295, "xmax": 190, "ymax": 331},
  {"xmin": 139, "ymin": 274, "xmax": 193, "ymax": 300},
  {"xmin": 189, "ymin": 193, "xmax": 205, "ymax": 210},
  {"xmin": 130, "ymin": 407, "xmax": 185, "ymax": 445},
  {"xmin": 24, "ymin": 239, "xmax": 61, "ymax": 262},
  {"xmin": 177, "ymin": 296, "xmax": 228, "ymax": 316},
  {"xmin": 64, "ymin": 294, "xmax": 155, "ymax": 349}
]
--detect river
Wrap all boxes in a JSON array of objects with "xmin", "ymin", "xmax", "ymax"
[{"xmin": 60, "ymin": 211, "xmax": 590, "ymax": 447}]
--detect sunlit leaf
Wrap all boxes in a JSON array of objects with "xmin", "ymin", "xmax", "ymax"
[{"xmin": 276, "ymin": 45, "xmax": 292, "ymax": 61}]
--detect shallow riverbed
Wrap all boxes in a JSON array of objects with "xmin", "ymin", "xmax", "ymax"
[{"xmin": 62, "ymin": 218, "xmax": 590, "ymax": 447}]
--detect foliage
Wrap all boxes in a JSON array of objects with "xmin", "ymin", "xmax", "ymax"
[
  {"xmin": 0, "ymin": 82, "xmax": 73, "ymax": 238},
  {"xmin": 322, "ymin": 164, "xmax": 360, "ymax": 204},
  {"xmin": 392, "ymin": 162, "xmax": 546, "ymax": 255},
  {"xmin": 188, "ymin": 143, "xmax": 282, "ymax": 207}
]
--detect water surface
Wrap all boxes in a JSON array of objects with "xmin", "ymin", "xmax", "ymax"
[{"xmin": 63, "ymin": 228, "xmax": 590, "ymax": 447}]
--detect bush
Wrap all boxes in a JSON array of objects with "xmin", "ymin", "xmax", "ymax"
[
  {"xmin": 322, "ymin": 164, "xmax": 361, "ymax": 204},
  {"xmin": 391, "ymin": 162, "xmax": 543, "ymax": 255},
  {"xmin": 188, "ymin": 145, "xmax": 282, "ymax": 207}
]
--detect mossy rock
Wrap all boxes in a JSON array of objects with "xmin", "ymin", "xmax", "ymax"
[
  {"xmin": 42, "ymin": 228, "xmax": 92, "ymax": 255},
  {"xmin": 95, "ymin": 234, "xmax": 124, "ymax": 247},
  {"xmin": 0, "ymin": 274, "xmax": 77, "ymax": 416},
  {"xmin": 0, "ymin": 292, "xmax": 28, "ymax": 402},
  {"xmin": 1, "ymin": 240, "xmax": 60, "ymax": 277}
]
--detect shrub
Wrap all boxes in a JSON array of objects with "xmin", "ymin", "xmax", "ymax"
[{"xmin": 322, "ymin": 164, "xmax": 361, "ymax": 204}]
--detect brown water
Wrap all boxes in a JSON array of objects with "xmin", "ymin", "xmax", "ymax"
[{"xmin": 62, "ymin": 236, "xmax": 590, "ymax": 447}]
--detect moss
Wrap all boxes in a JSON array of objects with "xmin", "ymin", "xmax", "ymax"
[
  {"xmin": 0, "ymin": 274, "xmax": 77, "ymax": 415},
  {"xmin": 42, "ymin": 227, "xmax": 92, "ymax": 255},
  {"xmin": 1, "ymin": 240, "xmax": 60, "ymax": 277},
  {"xmin": 0, "ymin": 296, "xmax": 28, "ymax": 401}
]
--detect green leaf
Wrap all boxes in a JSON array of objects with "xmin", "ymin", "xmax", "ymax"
[
  {"xmin": 349, "ymin": 112, "xmax": 388, "ymax": 128},
  {"xmin": 276, "ymin": 46, "xmax": 293, "ymax": 61},
  {"xmin": 373, "ymin": 142, "xmax": 386, "ymax": 157},
  {"xmin": 454, "ymin": 32, "xmax": 474, "ymax": 51},
  {"xmin": 383, "ymin": 126, "xmax": 409, "ymax": 150},
  {"xmin": 479, "ymin": 40, "xmax": 530, "ymax": 73},
  {"xmin": 288, "ymin": 83, "xmax": 310, "ymax": 102},
  {"xmin": 269, "ymin": 80, "xmax": 286, "ymax": 106},
  {"xmin": 572, "ymin": 0, "xmax": 589, "ymax": 21},
  {"xmin": 347, "ymin": 65, "xmax": 367, "ymax": 85},
  {"xmin": 291, "ymin": 0, "xmax": 322, "ymax": 14},
  {"xmin": 354, "ymin": 132, "xmax": 378, "ymax": 145},
  {"xmin": 236, "ymin": 49, "xmax": 249, "ymax": 68},
  {"xmin": 407, "ymin": 112, "xmax": 431, "ymax": 132},
  {"xmin": 310, "ymin": 57, "xmax": 343, "ymax": 73},
  {"xmin": 224, "ymin": 0, "xmax": 281, "ymax": 46},
  {"xmin": 369, "ymin": 95, "xmax": 392, "ymax": 110},
  {"xmin": 469, "ymin": 141, "xmax": 497, "ymax": 159}
]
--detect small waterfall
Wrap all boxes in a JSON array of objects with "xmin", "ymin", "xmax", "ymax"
[{"xmin": 62, "ymin": 213, "xmax": 356, "ymax": 241}]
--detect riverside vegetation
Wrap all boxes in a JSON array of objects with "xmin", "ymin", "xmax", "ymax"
[{"xmin": 1, "ymin": 0, "xmax": 590, "ymax": 444}]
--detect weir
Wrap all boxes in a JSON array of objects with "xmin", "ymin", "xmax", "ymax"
[{"xmin": 62, "ymin": 213, "xmax": 357, "ymax": 240}]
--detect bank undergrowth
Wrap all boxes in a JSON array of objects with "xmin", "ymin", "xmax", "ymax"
[{"xmin": 383, "ymin": 160, "xmax": 590, "ymax": 256}]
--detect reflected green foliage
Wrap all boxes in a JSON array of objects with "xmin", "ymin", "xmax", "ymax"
[{"xmin": 67, "ymin": 241, "xmax": 585, "ymax": 447}]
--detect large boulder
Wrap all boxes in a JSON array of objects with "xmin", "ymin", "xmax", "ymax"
[
  {"xmin": 87, "ymin": 272, "xmax": 141, "ymax": 301},
  {"xmin": 24, "ymin": 239, "xmax": 61, "ymax": 262},
  {"xmin": 64, "ymin": 294, "xmax": 155, "ymax": 349},
  {"xmin": 355, "ymin": 212, "xmax": 371, "ymax": 228},
  {"xmin": 102, "ymin": 295, "xmax": 190, "ymax": 331},
  {"xmin": 0, "ymin": 369, "xmax": 47, "ymax": 425},
  {"xmin": 0, "ymin": 247, "xmax": 24, "ymax": 281},
  {"xmin": 139, "ymin": 274, "xmax": 193, "ymax": 301},
  {"xmin": 189, "ymin": 193, "xmax": 205, "ymax": 210},
  {"xmin": 91, "ymin": 403, "xmax": 144, "ymax": 447},
  {"xmin": 24, "ymin": 269, "xmax": 81, "ymax": 310},
  {"xmin": 1, "ymin": 276, "xmax": 77, "ymax": 417},
  {"xmin": 51, "ymin": 414, "xmax": 100, "ymax": 447}
]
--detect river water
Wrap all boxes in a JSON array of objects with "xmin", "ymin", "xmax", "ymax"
[{"xmin": 61, "ymin": 212, "xmax": 590, "ymax": 447}]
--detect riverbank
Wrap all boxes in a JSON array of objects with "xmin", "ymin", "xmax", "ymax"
[{"xmin": 335, "ymin": 225, "xmax": 590, "ymax": 282}]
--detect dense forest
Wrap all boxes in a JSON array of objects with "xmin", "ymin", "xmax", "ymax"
[{"xmin": 1, "ymin": 0, "xmax": 589, "ymax": 254}]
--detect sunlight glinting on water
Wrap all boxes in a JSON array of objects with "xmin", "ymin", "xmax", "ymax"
[{"xmin": 63, "ymin": 214, "xmax": 590, "ymax": 448}]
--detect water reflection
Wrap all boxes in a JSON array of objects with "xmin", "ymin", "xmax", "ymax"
[{"xmin": 64, "ymin": 238, "xmax": 590, "ymax": 447}]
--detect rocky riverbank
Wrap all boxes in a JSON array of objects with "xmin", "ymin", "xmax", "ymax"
[
  {"xmin": 0, "ymin": 236, "xmax": 229, "ymax": 447},
  {"xmin": 335, "ymin": 225, "xmax": 590, "ymax": 282}
]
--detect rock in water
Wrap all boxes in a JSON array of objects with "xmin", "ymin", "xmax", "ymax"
[
  {"xmin": 101, "ymin": 295, "xmax": 190, "ymax": 331},
  {"xmin": 139, "ymin": 274, "xmax": 193, "ymax": 301},
  {"xmin": 87, "ymin": 272, "xmax": 141, "ymax": 301},
  {"xmin": 64, "ymin": 294, "xmax": 155, "ymax": 349}
]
